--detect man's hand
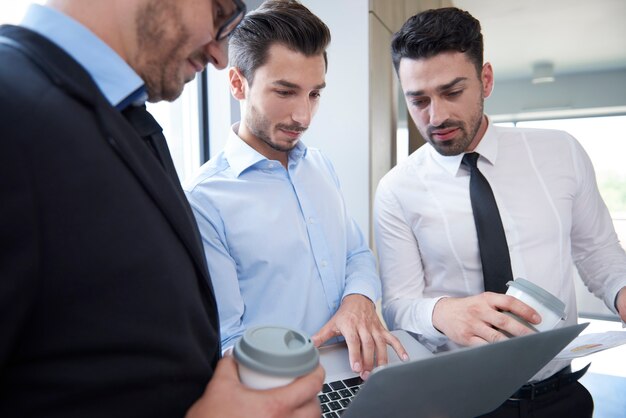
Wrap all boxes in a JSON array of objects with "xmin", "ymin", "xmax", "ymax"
[
  {"xmin": 432, "ymin": 293, "xmax": 541, "ymax": 346},
  {"xmin": 617, "ymin": 286, "xmax": 626, "ymax": 323},
  {"xmin": 311, "ymin": 294, "xmax": 408, "ymax": 379},
  {"xmin": 186, "ymin": 356, "xmax": 324, "ymax": 418}
]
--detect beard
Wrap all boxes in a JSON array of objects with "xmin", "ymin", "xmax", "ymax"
[
  {"xmin": 425, "ymin": 94, "xmax": 485, "ymax": 156},
  {"xmin": 246, "ymin": 104, "xmax": 306, "ymax": 153},
  {"xmin": 134, "ymin": 0, "xmax": 191, "ymax": 102}
]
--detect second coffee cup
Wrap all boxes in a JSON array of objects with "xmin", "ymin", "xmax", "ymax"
[{"xmin": 505, "ymin": 278, "xmax": 566, "ymax": 332}]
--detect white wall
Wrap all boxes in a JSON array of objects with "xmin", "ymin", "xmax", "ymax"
[{"xmin": 301, "ymin": 0, "xmax": 372, "ymax": 237}]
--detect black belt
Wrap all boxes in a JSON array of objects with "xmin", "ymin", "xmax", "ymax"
[{"xmin": 510, "ymin": 363, "xmax": 590, "ymax": 400}]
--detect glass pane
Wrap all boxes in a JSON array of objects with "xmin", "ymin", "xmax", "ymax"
[{"xmin": 147, "ymin": 79, "xmax": 201, "ymax": 184}]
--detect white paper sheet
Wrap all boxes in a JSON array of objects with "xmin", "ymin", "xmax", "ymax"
[{"xmin": 555, "ymin": 331, "xmax": 626, "ymax": 360}]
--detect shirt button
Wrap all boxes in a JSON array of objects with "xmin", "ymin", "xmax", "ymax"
[
  {"xmin": 308, "ymin": 217, "xmax": 315, "ymax": 224},
  {"xmin": 267, "ymin": 163, "xmax": 274, "ymax": 169},
  {"xmin": 321, "ymin": 260, "xmax": 327, "ymax": 268}
]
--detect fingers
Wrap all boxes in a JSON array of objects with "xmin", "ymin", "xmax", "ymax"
[
  {"xmin": 471, "ymin": 321, "xmax": 510, "ymax": 344},
  {"xmin": 313, "ymin": 323, "xmax": 367, "ymax": 374},
  {"xmin": 291, "ymin": 398, "xmax": 325, "ymax": 418},
  {"xmin": 468, "ymin": 314, "xmax": 534, "ymax": 345},
  {"xmin": 351, "ymin": 327, "xmax": 412, "ymax": 377},
  {"xmin": 373, "ymin": 331, "xmax": 388, "ymax": 367},
  {"xmin": 466, "ymin": 335, "xmax": 490, "ymax": 346},
  {"xmin": 358, "ymin": 334, "xmax": 375, "ymax": 379},
  {"xmin": 210, "ymin": 355, "xmax": 241, "ymax": 385},
  {"xmin": 433, "ymin": 294, "xmax": 540, "ymax": 346},
  {"xmin": 315, "ymin": 295, "xmax": 408, "ymax": 378},
  {"xmin": 342, "ymin": 326, "xmax": 363, "ymax": 374},
  {"xmin": 311, "ymin": 323, "xmax": 336, "ymax": 348},
  {"xmin": 382, "ymin": 332, "xmax": 409, "ymax": 364},
  {"xmin": 498, "ymin": 295, "xmax": 541, "ymax": 325},
  {"xmin": 485, "ymin": 294, "xmax": 540, "ymax": 336},
  {"xmin": 270, "ymin": 364, "xmax": 325, "ymax": 410},
  {"xmin": 187, "ymin": 356, "xmax": 323, "ymax": 418}
]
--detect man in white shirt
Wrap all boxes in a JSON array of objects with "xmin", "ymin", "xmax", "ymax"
[{"xmin": 374, "ymin": 7, "xmax": 626, "ymax": 418}]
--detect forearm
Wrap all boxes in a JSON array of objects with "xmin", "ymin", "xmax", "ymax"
[
  {"xmin": 343, "ymin": 219, "xmax": 381, "ymax": 302},
  {"xmin": 342, "ymin": 261, "xmax": 380, "ymax": 304},
  {"xmin": 382, "ymin": 296, "xmax": 448, "ymax": 346},
  {"xmin": 575, "ymin": 243, "xmax": 626, "ymax": 315}
]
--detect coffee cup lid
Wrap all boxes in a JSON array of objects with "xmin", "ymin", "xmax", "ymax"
[
  {"xmin": 506, "ymin": 278, "xmax": 566, "ymax": 318},
  {"xmin": 233, "ymin": 325, "xmax": 319, "ymax": 377}
]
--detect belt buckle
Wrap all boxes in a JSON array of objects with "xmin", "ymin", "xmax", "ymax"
[
  {"xmin": 527, "ymin": 382, "xmax": 537, "ymax": 400},
  {"xmin": 509, "ymin": 364, "xmax": 584, "ymax": 401},
  {"xmin": 509, "ymin": 382, "xmax": 536, "ymax": 401}
]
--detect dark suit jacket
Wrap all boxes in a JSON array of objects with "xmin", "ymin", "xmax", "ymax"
[{"xmin": 0, "ymin": 26, "xmax": 220, "ymax": 417}]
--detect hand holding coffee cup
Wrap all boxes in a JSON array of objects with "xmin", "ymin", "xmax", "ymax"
[
  {"xmin": 505, "ymin": 278, "xmax": 566, "ymax": 332},
  {"xmin": 233, "ymin": 325, "xmax": 319, "ymax": 390}
]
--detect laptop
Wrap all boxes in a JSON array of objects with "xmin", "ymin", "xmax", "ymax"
[{"xmin": 318, "ymin": 323, "xmax": 588, "ymax": 418}]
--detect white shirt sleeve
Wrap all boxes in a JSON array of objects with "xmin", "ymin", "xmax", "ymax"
[
  {"xmin": 374, "ymin": 175, "xmax": 448, "ymax": 345},
  {"xmin": 568, "ymin": 138, "xmax": 626, "ymax": 314}
]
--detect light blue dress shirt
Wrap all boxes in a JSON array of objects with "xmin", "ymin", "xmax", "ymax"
[
  {"xmin": 185, "ymin": 124, "xmax": 381, "ymax": 349},
  {"xmin": 20, "ymin": 4, "xmax": 144, "ymax": 107}
]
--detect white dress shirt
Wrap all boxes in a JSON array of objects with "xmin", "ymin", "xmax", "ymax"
[{"xmin": 374, "ymin": 120, "xmax": 626, "ymax": 380}]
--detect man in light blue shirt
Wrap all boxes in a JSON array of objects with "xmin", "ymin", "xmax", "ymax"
[{"xmin": 185, "ymin": 0, "xmax": 407, "ymax": 380}]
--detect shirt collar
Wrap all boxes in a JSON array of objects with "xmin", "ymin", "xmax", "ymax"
[
  {"xmin": 224, "ymin": 123, "xmax": 308, "ymax": 177},
  {"xmin": 20, "ymin": 4, "xmax": 145, "ymax": 108},
  {"xmin": 428, "ymin": 116, "xmax": 498, "ymax": 176}
]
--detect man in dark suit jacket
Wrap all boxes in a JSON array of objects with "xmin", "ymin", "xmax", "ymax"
[{"xmin": 0, "ymin": 1, "xmax": 323, "ymax": 417}]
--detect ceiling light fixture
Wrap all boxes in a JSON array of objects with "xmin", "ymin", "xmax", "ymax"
[{"xmin": 532, "ymin": 61, "xmax": 555, "ymax": 84}]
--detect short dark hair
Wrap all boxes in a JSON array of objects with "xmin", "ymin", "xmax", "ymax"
[
  {"xmin": 228, "ymin": 0, "xmax": 331, "ymax": 84},
  {"xmin": 391, "ymin": 7, "xmax": 483, "ymax": 76}
]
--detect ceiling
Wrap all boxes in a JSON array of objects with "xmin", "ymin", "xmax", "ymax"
[{"xmin": 452, "ymin": 0, "xmax": 626, "ymax": 81}]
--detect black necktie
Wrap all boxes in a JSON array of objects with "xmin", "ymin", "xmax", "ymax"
[
  {"xmin": 121, "ymin": 104, "xmax": 178, "ymax": 179},
  {"xmin": 462, "ymin": 152, "xmax": 513, "ymax": 293}
]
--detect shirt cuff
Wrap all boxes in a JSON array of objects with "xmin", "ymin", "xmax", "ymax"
[
  {"xmin": 608, "ymin": 283, "xmax": 626, "ymax": 315},
  {"xmin": 342, "ymin": 279, "xmax": 380, "ymax": 305},
  {"xmin": 419, "ymin": 295, "xmax": 449, "ymax": 343}
]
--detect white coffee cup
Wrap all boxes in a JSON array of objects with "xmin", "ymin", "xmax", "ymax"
[
  {"xmin": 233, "ymin": 325, "xmax": 319, "ymax": 390},
  {"xmin": 505, "ymin": 278, "xmax": 566, "ymax": 331}
]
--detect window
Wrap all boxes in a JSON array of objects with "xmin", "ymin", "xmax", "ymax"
[{"xmin": 147, "ymin": 85, "xmax": 202, "ymax": 183}]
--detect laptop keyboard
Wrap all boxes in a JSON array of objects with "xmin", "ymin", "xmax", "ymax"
[{"xmin": 319, "ymin": 376, "xmax": 363, "ymax": 417}]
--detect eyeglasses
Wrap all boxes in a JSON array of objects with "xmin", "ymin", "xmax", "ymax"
[{"xmin": 214, "ymin": 0, "xmax": 247, "ymax": 42}]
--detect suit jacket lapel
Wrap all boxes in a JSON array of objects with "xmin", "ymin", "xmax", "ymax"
[
  {"xmin": 102, "ymin": 108, "xmax": 215, "ymax": 294},
  {"xmin": 0, "ymin": 25, "xmax": 216, "ymax": 301}
]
